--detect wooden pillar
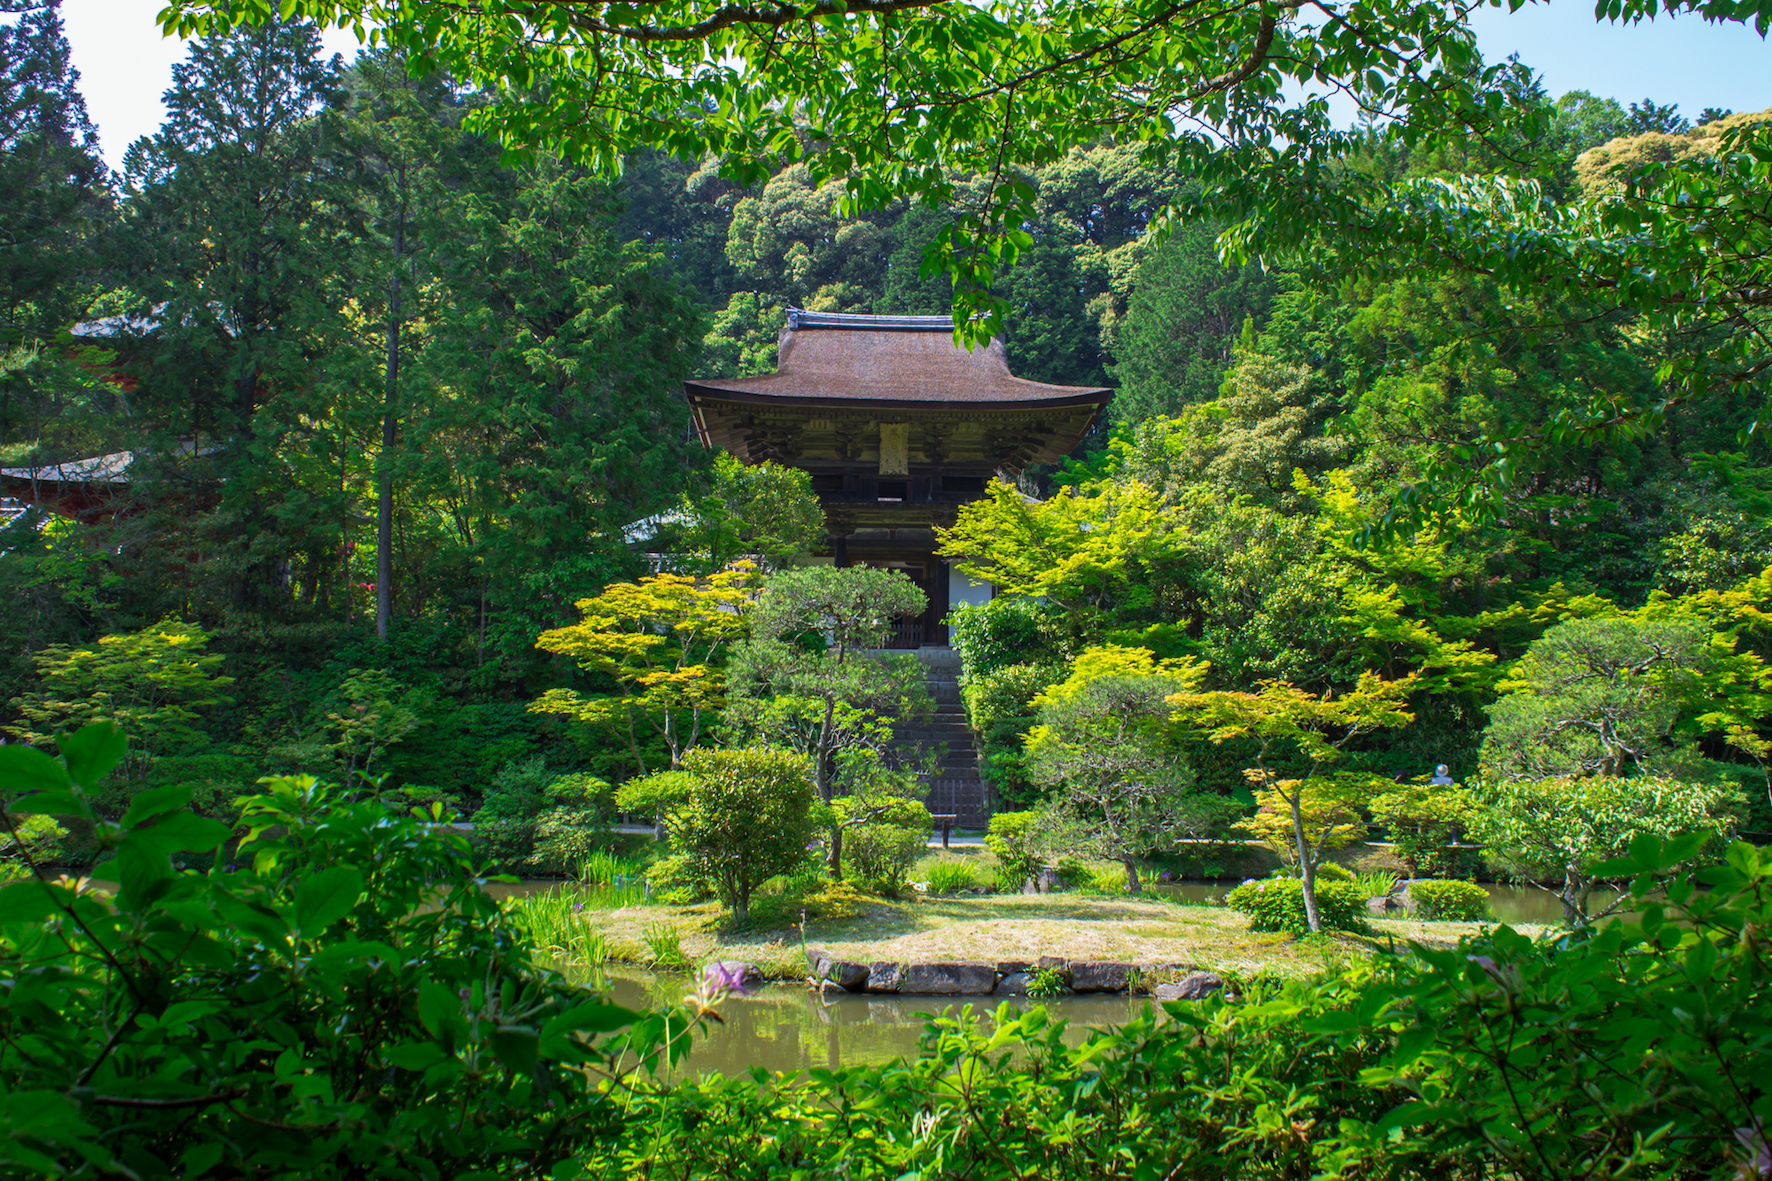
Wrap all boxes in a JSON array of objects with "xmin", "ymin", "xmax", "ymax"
[{"xmin": 932, "ymin": 558, "xmax": 951, "ymax": 646}]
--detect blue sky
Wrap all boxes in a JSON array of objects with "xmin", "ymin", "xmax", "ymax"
[{"xmin": 61, "ymin": 0, "xmax": 1772, "ymax": 172}]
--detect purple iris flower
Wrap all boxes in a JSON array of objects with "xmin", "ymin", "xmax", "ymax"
[{"xmin": 702, "ymin": 961, "xmax": 752, "ymax": 998}]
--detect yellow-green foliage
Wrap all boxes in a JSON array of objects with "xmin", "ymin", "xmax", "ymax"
[
  {"xmin": 1409, "ymin": 879, "xmax": 1491, "ymax": 922},
  {"xmin": 1575, "ymin": 108, "xmax": 1772, "ymax": 193},
  {"xmin": 7, "ymin": 619, "xmax": 232, "ymax": 785},
  {"xmin": 1234, "ymin": 776, "xmax": 1378, "ymax": 866},
  {"xmin": 1228, "ymin": 877, "xmax": 1367, "ymax": 933},
  {"xmin": 530, "ymin": 568, "xmax": 754, "ymax": 772},
  {"xmin": 1030, "ymin": 643, "xmax": 1205, "ymax": 712},
  {"xmin": 937, "ymin": 478, "xmax": 1181, "ymax": 614}
]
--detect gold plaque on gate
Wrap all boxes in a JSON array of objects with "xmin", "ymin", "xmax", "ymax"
[{"xmin": 878, "ymin": 422, "xmax": 909, "ymax": 475}]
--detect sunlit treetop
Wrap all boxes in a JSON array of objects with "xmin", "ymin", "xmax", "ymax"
[{"xmin": 156, "ymin": 0, "xmax": 1744, "ymax": 336}]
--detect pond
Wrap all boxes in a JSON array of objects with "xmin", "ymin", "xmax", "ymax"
[{"xmin": 599, "ymin": 969, "xmax": 1139, "ymax": 1076}]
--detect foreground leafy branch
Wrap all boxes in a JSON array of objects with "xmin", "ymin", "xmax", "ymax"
[{"xmin": 0, "ymin": 722, "xmax": 725, "ymax": 1176}]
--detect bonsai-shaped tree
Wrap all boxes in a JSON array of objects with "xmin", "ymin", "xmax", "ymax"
[
  {"xmin": 728, "ymin": 565, "xmax": 929, "ymax": 802},
  {"xmin": 1470, "ymin": 773, "xmax": 1735, "ymax": 925},
  {"xmin": 1023, "ymin": 645, "xmax": 1210, "ymax": 893},
  {"xmin": 725, "ymin": 565, "xmax": 932, "ymax": 874},
  {"xmin": 1168, "ymin": 672, "xmax": 1415, "ymax": 933}
]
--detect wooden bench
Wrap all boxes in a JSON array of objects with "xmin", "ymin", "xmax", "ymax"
[{"xmin": 930, "ymin": 813, "xmax": 959, "ymax": 848}]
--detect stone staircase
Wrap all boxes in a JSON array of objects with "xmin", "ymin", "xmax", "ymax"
[{"xmin": 890, "ymin": 648, "xmax": 993, "ymax": 829}]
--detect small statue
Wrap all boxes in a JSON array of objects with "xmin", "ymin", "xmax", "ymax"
[{"xmin": 1428, "ymin": 763, "xmax": 1455, "ymax": 786}]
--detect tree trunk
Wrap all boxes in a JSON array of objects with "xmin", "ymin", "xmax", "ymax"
[
  {"xmin": 828, "ymin": 823, "xmax": 843, "ymax": 880},
  {"xmin": 1561, "ymin": 865, "xmax": 1584, "ymax": 926},
  {"xmin": 1123, "ymin": 858, "xmax": 1142, "ymax": 894},
  {"xmin": 376, "ymin": 222, "xmax": 402, "ymax": 643},
  {"xmin": 1291, "ymin": 792, "xmax": 1322, "ymax": 934}
]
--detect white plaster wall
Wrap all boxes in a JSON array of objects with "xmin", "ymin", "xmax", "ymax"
[{"xmin": 948, "ymin": 570, "xmax": 992, "ymax": 612}]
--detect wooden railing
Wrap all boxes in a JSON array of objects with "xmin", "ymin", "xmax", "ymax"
[{"xmin": 881, "ymin": 619, "xmax": 924, "ymax": 649}]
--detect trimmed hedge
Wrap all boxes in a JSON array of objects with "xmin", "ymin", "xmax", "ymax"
[
  {"xmin": 1228, "ymin": 877, "xmax": 1368, "ymax": 933},
  {"xmin": 1410, "ymin": 878, "xmax": 1493, "ymax": 921}
]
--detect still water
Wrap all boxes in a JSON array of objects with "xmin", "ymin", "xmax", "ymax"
[{"xmin": 599, "ymin": 970, "xmax": 1140, "ymax": 1077}]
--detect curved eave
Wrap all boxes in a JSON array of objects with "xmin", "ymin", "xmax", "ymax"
[{"xmin": 683, "ymin": 382, "xmax": 1112, "ymax": 412}]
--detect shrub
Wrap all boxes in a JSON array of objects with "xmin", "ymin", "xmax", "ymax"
[
  {"xmin": 962, "ymin": 662, "xmax": 1060, "ymax": 734},
  {"xmin": 961, "ymin": 662, "xmax": 1062, "ymax": 806},
  {"xmin": 986, "ymin": 810, "xmax": 1043, "ymax": 890},
  {"xmin": 1409, "ymin": 878, "xmax": 1493, "ymax": 921},
  {"xmin": 529, "ymin": 771, "xmax": 616, "ymax": 876},
  {"xmin": 0, "ymin": 722, "xmax": 711, "ymax": 1177},
  {"xmin": 0, "ymin": 813, "xmax": 65, "ymax": 871},
  {"xmin": 585, "ymin": 837, "xmax": 1772, "ymax": 1181},
  {"xmin": 670, "ymin": 747, "xmax": 817, "ymax": 923},
  {"xmin": 1314, "ymin": 862, "xmax": 1356, "ymax": 883},
  {"xmin": 842, "ymin": 823, "xmax": 927, "ymax": 892},
  {"xmin": 645, "ymin": 852, "xmax": 713, "ymax": 905},
  {"xmin": 926, "ymin": 861, "xmax": 976, "ymax": 894},
  {"xmin": 1228, "ymin": 877, "xmax": 1368, "ymax": 933},
  {"xmin": 949, "ymin": 597, "xmax": 1072, "ymax": 683},
  {"xmin": 477, "ymin": 755, "xmax": 553, "ymax": 824},
  {"xmin": 801, "ymin": 879, "xmax": 868, "ymax": 920}
]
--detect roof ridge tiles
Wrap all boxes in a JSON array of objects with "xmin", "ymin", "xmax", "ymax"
[{"xmin": 786, "ymin": 308, "xmax": 955, "ymax": 331}]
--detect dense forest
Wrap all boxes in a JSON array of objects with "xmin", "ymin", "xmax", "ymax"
[{"xmin": 2, "ymin": 6, "xmax": 1768, "ymax": 839}]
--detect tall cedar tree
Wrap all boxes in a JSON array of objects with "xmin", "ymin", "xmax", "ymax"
[{"xmin": 114, "ymin": 20, "xmax": 347, "ymax": 615}]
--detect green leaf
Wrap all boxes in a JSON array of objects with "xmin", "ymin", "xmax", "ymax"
[
  {"xmin": 1374, "ymin": 1100, "xmax": 1435, "ymax": 1133},
  {"xmin": 385, "ymin": 1041, "xmax": 450, "ymax": 1070},
  {"xmin": 213, "ymin": 894, "xmax": 290, "ymax": 947},
  {"xmin": 0, "ymin": 745, "xmax": 73, "ymax": 798},
  {"xmin": 294, "ymin": 867, "xmax": 364, "ymax": 936},
  {"xmin": 57, "ymin": 722, "xmax": 127, "ymax": 791},
  {"xmin": 133, "ymin": 812, "xmax": 231, "ymax": 855},
  {"xmin": 11, "ymin": 790, "xmax": 86, "ymax": 817},
  {"xmin": 1302, "ymin": 1009, "xmax": 1359, "ymax": 1035},
  {"xmin": 179, "ymin": 1140, "xmax": 224, "ymax": 1177},
  {"xmin": 0, "ymin": 880, "xmax": 63, "ymax": 925},
  {"xmin": 114, "ymin": 840, "xmax": 174, "ymax": 911},
  {"xmin": 1390, "ymin": 1022, "xmax": 1437, "ymax": 1066},
  {"xmin": 120, "ymin": 783, "xmax": 193, "ymax": 829},
  {"xmin": 492, "ymin": 1025, "xmax": 540, "ymax": 1074},
  {"xmin": 418, "ymin": 980, "xmax": 463, "ymax": 1041},
  {"xmin": 310, "ymin": 939, "xmax": 400, "ymax": 966},
  {"xmin": 539, "ymin": 1002, "xmax": 638, "ymax": 1049}
]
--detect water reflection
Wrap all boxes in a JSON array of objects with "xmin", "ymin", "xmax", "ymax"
[{"xmin": 601, "ymin": 971, "xmax": 1140, "ymax": 1077}]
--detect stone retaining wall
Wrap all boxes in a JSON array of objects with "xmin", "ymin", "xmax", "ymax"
[{"xmin": 802, "ymin": 949, "xmax": 1227, "ymax": 1002}]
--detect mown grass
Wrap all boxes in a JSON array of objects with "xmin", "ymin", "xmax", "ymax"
[
  {"xmin": 548, "ymin": 887, "xmax": 1523, "ymax": 982},
  {"xmin": 501, "ymin": 840, "xmax": 1492, "ymax": 982}
]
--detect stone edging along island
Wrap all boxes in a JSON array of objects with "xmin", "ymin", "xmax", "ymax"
[{"xmin": 708, "ymin": 952, "xmax": 1229, "ymax": 1002}]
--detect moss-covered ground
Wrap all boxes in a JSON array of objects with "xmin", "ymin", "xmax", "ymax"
[{"xmin": 549, "ymin": 841, "xmax": 1525, "ymax": 982}]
